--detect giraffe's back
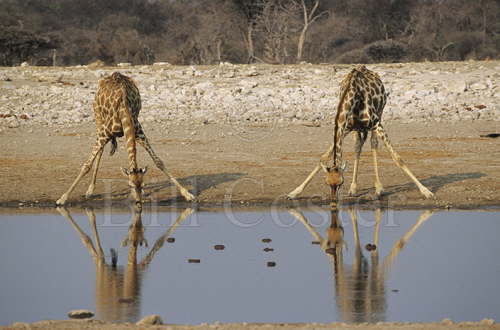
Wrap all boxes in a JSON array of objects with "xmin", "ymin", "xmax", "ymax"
[
  {"xmin": 340, "ymin": 66, "xmax": 387, "ymax": 131},
  {"xmin": 93, "ymin": 72, "xmax": 142, "ymax": 137}
]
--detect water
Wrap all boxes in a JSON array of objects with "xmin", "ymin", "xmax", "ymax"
[{"xmin": 0, "ymin": 207, "xmax": 499, "ymax": 325}]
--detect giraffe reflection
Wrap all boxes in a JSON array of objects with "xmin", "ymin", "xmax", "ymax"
[
  {"xmin": 288, "ymin": 207, "xmax": 433, "ymax": 323},
  {"xmin": 57, "ymin": 206, "xmax": 194, "ymax": 323}
]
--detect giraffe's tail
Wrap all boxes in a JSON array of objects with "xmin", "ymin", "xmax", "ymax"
[{"xmin": 109, "ymin": 137, "xmax": 117, "ymax": 156}]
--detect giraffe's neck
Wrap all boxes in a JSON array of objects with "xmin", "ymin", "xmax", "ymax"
[
  {"xmin": 333, "ymin": 71, "xmax": 357, "ymax": 167},
  {"xmin": 119, "ymin": 105, "xmax": 138, "ymax": 170},
  {"xmin": 333, "ymin": 100, "xmax": 352, "ymax": 167},
  {"xmin": 333, "ymin": 121, "xmax": 344, "ymax": 167}
]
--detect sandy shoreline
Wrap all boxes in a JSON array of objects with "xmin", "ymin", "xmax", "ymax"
[
  {"xmin": 1, "ymin": 62, "xmax": 500, "ymax": 210},
  {"xmin": 2, "ymin": 319, "xmax": 499, "ymax": 329},
  {"xmin": 0, "ymin": 121, "xmax": 499, "ymax": 210}
]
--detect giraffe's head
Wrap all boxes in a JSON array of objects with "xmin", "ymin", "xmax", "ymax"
[
  {"xmin": 321, "ymin": 162, "xmax": 347, "ymax": 208},
  {"xmin": 324, "ymin": 208, "xmax": 345, "ymax": 255},
  {"xmin": 122, "ymin": 167, "xmax": 148, "ymax": 205}
]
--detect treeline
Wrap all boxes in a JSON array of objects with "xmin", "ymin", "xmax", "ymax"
[{"xmin": 1, "ymin": 0, "xmax": 499, "ymax": 66}]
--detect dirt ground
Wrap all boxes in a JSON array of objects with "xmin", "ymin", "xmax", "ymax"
[{"xmin": 0, "ymin": 120, "xmax": 499, "ymax": 210}]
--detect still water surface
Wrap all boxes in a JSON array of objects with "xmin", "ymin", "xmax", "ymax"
[{"xmin": 0, "ymin": 207, "xmax": 499, "ymax": 325}]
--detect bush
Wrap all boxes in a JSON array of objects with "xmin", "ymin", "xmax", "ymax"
[
  {"xmin": 364, "ymin": 40, "xmax": 408, "ymax": 62},
  {"xmin": 335, "ymin": 40, "xmax": 408, "ymax": 64},
  {"xmin": 335, "ymin": 47, "xmax": 371, "ymax": 64},
  {"xmin": 0, "ymin": 27, "xmax": 57, "ymax": 66}
]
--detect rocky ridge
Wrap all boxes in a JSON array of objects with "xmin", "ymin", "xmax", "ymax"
[{"xmin": 1, "ymin": 61, "xmax": 499, "ymax": 131}]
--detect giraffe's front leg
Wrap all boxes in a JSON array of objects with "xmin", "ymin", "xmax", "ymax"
[
  {"xmin": 375, "ymin": 125, "xmax": 434, "ymax": 199},
  {"xmin": 136, "ymin": 135, "xmax": 196, "ymax": 202},
  {"xmin": 57, "ymin": 139, "xmax": 107, "ymax": 205},
  {"xmin": 85, "ymin": 147, "xmax": 105, "ymax": 198},
  {"xmin": 287, "ymin": 143, "xmax": 334, "ymax": 199},
  {"xmin": 371, "ymin": 131, "xmax": 384, "ymax": 198},
  {"xmin": 348, "ymin": 132, "xmax": 366, "ymax": 197}
]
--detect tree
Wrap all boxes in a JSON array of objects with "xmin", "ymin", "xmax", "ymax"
[
  {"xmin": 256, "ymin": 0, "xmax": 299, "ymax": 63},
  {"xmin": 233, "ymin": 0, "xmax": 264, "ymax": 63},
  {"xmin": 0, "ymin": 27, "xmax": 57, "ymax": 65},
  {"xmin": 295, "ymin": 0, "xmax": 328, "ymax": 62}
]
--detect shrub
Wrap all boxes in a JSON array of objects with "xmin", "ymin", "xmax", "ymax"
[{"xmin": 335, "ymin": 39, "xmax": 408, "ymax": 64}]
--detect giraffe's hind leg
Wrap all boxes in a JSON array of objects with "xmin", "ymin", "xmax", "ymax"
[
  {"xmin": 136, "ymin": 129, "xmax": 195, "ymax": 202},
  {"xmin": 287, "ymin": 143, "xmax": 334, "ymax": 199},
  {"xmin": 348, "ymin": 131, "xmax": 367, "ymax": 197},
  {"xmin": 371, "ymin": 131, "xmax": 384, "ymax": 197},
  {"xmin": 374, "ymin": 124, "xmax": 434, "ymax": 199},
  {"xmin": 57, "ymin": 138, "xmax": 108, "ymax": 205}
]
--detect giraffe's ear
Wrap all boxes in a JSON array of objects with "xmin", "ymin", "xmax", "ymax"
[
  {"xmin": 341, "ymin": 161, "xmax": 348, "ymax": 172},
  {"xmin": 121, "ymin": 167, "xmax": 129, "ymax": 177},
  {"xmin": 320, "ymin": 163, "xmax": 329, "ymax": 173}
]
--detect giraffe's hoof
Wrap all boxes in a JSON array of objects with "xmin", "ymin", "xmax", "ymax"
[
  {"xmin": 56, "ymin": 198, "xmax": 66, "ymax": 206},
  {"xmin": 184, "ymin": 193, "xmax": 196, "ymax": 202},
  {"xmin": 347, "ymin": 190, "xmax": 357, "ymax": 197},
  {"xmin": 374, "ymin": 191, "xmax": 384, "ymax": 199},
  {"xmin": 422, "ymin": 189, "xmax": 435, "ymax": 199}
]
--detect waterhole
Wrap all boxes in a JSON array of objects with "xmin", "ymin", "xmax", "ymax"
[{"xmin": 0, "ymin": 207, "xmax": 499, "ymax": 325}]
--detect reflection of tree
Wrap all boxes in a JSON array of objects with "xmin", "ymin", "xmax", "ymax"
[
  {"xmin": 289, "ymin": 207, "xmax": 434, "ymax": 323},
  {"xmin": 57, "ymin": 206, "xmax": 194, "ymax": 323}
]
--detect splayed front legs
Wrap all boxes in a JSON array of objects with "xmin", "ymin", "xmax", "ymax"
[
  {"xmin": 371, "ymin": 132, "xmax": 384, "ymax": 197},
  {"xmin": 57, "ymin": 139, "xmax": 108, "ymax": 205},
  {"xmin": 136, "ymin": 135, "xmax": 195, "ymax": 202},
  {"xmin": 348, "ymin": 132, "xmax": 367, "ymax": 196},
  {"xmin": 374, "ymin": 125, "xmax": 434, "ymax": 199},
  {"xmin": 287, "ymin": 143, "xmax": 334, "ymax": 199},
  {"xmin": 85, "ymin": 147, "xmax": 104, "ymax": 198}
]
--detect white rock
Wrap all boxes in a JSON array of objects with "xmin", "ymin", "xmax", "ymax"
[
  {"xmin": 480, "ymin": 318, "xmax": 495, "ymax": 326},
  {"xmin": 6, "ymin": 117, "xmax": 20, "ymax": 128},
  {"xmin": 136, "ymin": 314, "xmax": 163, "ymax": 325},
  {"xmin": 11, "ymin": 322, "xmax": 30, "ymax": 328},
  {"xmin": 470, "ymin": 82, "xmax": 487, "ymax": 91}
]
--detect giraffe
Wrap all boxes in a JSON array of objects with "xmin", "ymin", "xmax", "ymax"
[
  {"xmin": 57, "ymin": 206, "xmax": 194, "ymax": 322},
  {"xmin": 288, "ymin": 207, "xmax": 434, "ymax": 322},
  {"xmin": 56, "ymin": 72, "xmax": 195, "ymax": 205},
  {"xmin": 287, "ymin": 65, "xmax": 434, "ymax": 204}
]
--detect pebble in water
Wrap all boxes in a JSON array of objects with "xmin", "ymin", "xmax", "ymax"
[
  {"xmin": 166, "ymin": 237, "xmax": 175, "ymax": 243},
  {"xmin": 267, "ymin": 261, "xmax": 276, "ymax": 267},
  {"xmin": 262, "ymin": 238, "xmax": 272, "ymax": 243},
  {"xmin": 67, "ymin": 310, "xmax": 94, "ymax": 319},
  {"xmin": 188, "ymin": 259, "xmax": 201, "ymax": 263},
  {"xmin": 214, "ymin": 244, "xmax": 225, "ymax": 250},
  {"xmin": 263, "ymin": 247, "xmax": 274, "ymax": 252},
  {"xmin": 365, "ymin": 243, "xmax": 377, "ymax": 251}
]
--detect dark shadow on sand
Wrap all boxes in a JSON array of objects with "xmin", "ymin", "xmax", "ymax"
[
  {"xmin": 89, "ymin": 172, "xmax": 245, "ymax": 204},
  {"xmin": 344, "ymin": 172, "xmax": 486, "ymax": 205}
]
